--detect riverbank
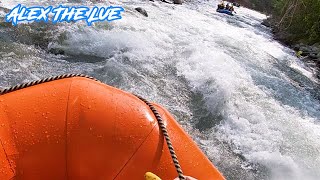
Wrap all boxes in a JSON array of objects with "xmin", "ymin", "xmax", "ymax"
[{"xmin": 262, "ymin": 18, "xmax": 320, "ymax": 80}]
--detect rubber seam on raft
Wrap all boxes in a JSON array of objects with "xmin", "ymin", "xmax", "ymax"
[
  {"xmin": 112, "ymin": 117, "xmax": 158, "ymax": 180},
  {"xmin": 0, "ymin": 103, "xmax": 15, "ymax": 176},
  {"xmin": 64, "ymin": 78, "xmax": 73, "ymax": 179},
  {"xmin": 0, "ymin": 138, "xmax": 15, "ymax": 176}
]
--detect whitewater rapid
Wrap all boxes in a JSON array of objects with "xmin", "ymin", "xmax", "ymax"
[{"xmin": 1, "ymin": 0, "xmax": 320, "ymax": 179}]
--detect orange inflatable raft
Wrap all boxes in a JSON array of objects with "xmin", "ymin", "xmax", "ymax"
[{"xmin": 0, "ymin": 76, "xmax": 224, "ymax": 180}]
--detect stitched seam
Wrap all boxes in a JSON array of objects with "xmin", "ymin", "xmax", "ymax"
[
  {"xmin": 64, "ymin": 78, "xmax": 73, "ymax": 179},
  {"xmin": 0, "ymin": 139, "xmax": 15, "ymax": 175},
  {"xmin": 112, "ymin": 123, "xmax": 157, "ymax": 180}
]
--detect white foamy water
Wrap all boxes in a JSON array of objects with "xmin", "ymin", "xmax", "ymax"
[{"xmin": 1, "ymin": 0, "xmax": 320, "ymax": 179}]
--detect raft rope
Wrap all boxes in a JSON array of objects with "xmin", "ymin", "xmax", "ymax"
[
  {"xmin": 0, "ymin": 73, "xmax": 186, "ymax": 180},
  {"xmin": 135, "ymin": 95, "xmax": 185, "ymax": 180},
  {"xmin": 0, "ymin": 74, "xmax": 97, "ymax": 95}
]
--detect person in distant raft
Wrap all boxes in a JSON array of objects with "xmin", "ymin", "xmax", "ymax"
[
  {"xmin": 228, "ymin": 4, "xmax": 234, "ymax": 11},
  {"xmin": 217, "ymin": 1, "xmax": 225, "ymax": 9},
  {"xmin": 225, "ymin": 3, "xmax": 230, "ymax": 10},
  {"xmin": 225, "ymin": 3, "xmax": 235, "ymax": 13}
]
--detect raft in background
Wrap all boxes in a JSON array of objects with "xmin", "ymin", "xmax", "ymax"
[
  {"xmin": 216, "ymin": 9, "xmax": 234, "ymax": 16},
  {"xmin": 0, "ymin": 76, "xmax": 225, "ymax": 180}
]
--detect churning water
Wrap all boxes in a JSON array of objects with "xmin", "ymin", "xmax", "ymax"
[{"xmin": 1, "ymin": 0, "xmax": 320, "ymax": 179}]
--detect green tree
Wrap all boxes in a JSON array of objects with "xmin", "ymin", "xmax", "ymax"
[{"xmin": 272, "ymin": 0, "xmax": 320, "ymax": 44}]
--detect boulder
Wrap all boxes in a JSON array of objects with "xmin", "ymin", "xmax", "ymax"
[
  {"xmin": 135, "ymin": 7, "xmax": 148, "ymax": 17},
  {"xmin": 300, "ymin": 51, "xmax": 309, "ymax": 56},
  {"xmin": 311, "ymin": 45, "xmax": 319, "ymax": 52},
  {"xmin": 308, "ymin": 53, "xmax": 318, "ymax": 59},
  {"xmin": 161, "ymin": 0, "xmax": 172, "ymax": 3},
  {"xmin": 173, "ymin": 0, "xmax": 182, "ymax": 4},
  {"xmin": 261, "ymin": 19, "xmax": 271, "ymax": 28},
  {"xmin": 300, "ymin": 46, "xmax": 313, "ymax": 53},
  {"xmin": 48, "ymin": 48, "xmax": 65, "ymax": 55},
  {"xmin": 292, "ymin": 44, "xmax": 302, "ymax": 51},
  {"xmin": 314, "ymin": 59, "xmax": 320, "ymax": 66}
]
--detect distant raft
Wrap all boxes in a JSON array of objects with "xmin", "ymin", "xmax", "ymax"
[
  {"xmin": 216, "ymin": 9, "xmax": 234, "ymax": 16},
  {"xmin": 0, "ymin": 76, "xmax": 225, "ymax": 180}
]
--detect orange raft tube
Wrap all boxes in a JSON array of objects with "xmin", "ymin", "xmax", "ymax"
[{"xmin": 0, "ymin": 77, "xmax": 224, "ymax": 180}]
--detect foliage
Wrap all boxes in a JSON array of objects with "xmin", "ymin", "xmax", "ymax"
[
  {"xmin": 237, "ymin": 0, "xmax": 320, "ymax": 44},
  {"xmin": 272, "ymin": 0, "xmax": 320, "ymax": 44}
]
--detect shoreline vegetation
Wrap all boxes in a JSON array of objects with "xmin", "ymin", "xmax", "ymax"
[{"xmin": 236, "ymin": 0, "xmax": 320, "ymax": 79}]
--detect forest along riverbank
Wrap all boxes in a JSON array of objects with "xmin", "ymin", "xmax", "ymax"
[
  {"xmin": 235, "ymin": 0, "xmax": 320, "ymax": 80},
  {"xmin": 262, "ymin": 18, "xmax": 320, "ymax": 80}
]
